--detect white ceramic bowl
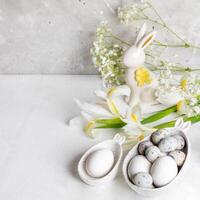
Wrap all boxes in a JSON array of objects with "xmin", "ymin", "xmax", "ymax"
[
  {"xmin": 78, "ymin": 134, "xmax": 125, "ymax": 186},
  {"xmin": 122, "ymin": 119, "xmax": 191, "ymax": 197}
]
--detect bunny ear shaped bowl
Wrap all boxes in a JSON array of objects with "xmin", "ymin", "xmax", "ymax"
[
  {"xmin": 122, "ymin": 118, "xmax": 191, "ymax": 197},
  {"xmin": 78, "ymin": 134, "xmax": 125, "ymax": 186}
]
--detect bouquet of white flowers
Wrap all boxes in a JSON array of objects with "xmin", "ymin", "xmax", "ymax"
[{"xmin": 71, "ymin": 1, "xmax": 200, "ymax": 148}]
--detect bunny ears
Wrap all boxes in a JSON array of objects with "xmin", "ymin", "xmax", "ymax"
[
  {"xmin": 174, "ymin": 118, "xmax": 191, "ymax": 133},
  {"xmin": 135, "ymin": 23, "xmax": 157, "ymax": 49}
]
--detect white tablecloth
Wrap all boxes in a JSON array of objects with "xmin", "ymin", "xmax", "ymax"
[{"xmin": 0, "ymin": 75, "xmax": 199, "ymax": 200}]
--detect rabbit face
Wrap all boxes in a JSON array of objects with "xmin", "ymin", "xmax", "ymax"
[
  {"xmin": 123, "ymin": 46, "xmax": 145, "ymax": 68},
  {"xmin": 123, "ymin": 23, "xmax": 156, "ymax": 69}
]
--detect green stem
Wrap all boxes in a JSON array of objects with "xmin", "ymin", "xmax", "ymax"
[
  {"xmin": 144, "ymin": 2, "xmax": 188, "ymax": 45},
  {"xmin": 146, "ymin": 62, "xmax": 200, "ymax": 72},
  {"xmin": 154, "ymin": 115, "xmax": 200, "ymax": 129},
  {"xmin": 145, "ymin": 53, "xmax": 200, "ymax": 72},
  {"xmin": 154, "ymin": 121, "xmax": 175, "ymax": 129},
  {"xmin": 152, "ymin": 40, "xmax": 187, "ymax": 48},
  {"xmin": 141, "ymin": 105, "xmax": 177, "ymax": 124},
  {"xmin": 163, "ymin": 23, "xmax": 188, "ymax": 45},
  {"xmin": 106, "ymin": 34, "xmax": 131, "ymax": 46},
  {"xmin": 146, "ymin": 2, "xmax": 166, "ymax": 26}
]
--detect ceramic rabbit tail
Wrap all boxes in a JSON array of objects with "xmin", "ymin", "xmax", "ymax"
[{"xmin": 123, "ymin": 23, "xmax": 157, "ymax": 107}]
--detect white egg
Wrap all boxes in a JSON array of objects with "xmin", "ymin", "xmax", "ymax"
[
  {"xmin": 169, "ymin": 150, "xmax": 186, "ymax": 167},
  {"xmin": 85, "ymin": 149, "xmax": 114, "ymax": 178},
  {"xmin": 145, "ymin": 146, "xmax": 161, "ymax": 162},
  {"xmin": 158, "ymin": 136, "xmax": 178, "ymax": 153},
  {"xmin": 151, "ymin": 129, "xmax": 170, "ymax": 145},
  {"xmin": 174, "ymin": 135, "xmax": 185, "ymax": 150},
  {"xmin": 132, "ymin": 172, "xmax": 153, "ymax": 188},
  {"xmin": 128, "ymin": 155, "xmax": 151, "ymax": 179},
  {"xmin": 150, "ymin": 156, "xmax": 178, "ymax": 187},
  {"xmin": 138, "ymin": 140, "xmax": 153, "ymax": 155}
]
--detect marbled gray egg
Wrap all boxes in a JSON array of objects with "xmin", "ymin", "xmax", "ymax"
[
  {"xmin": 158, "ymin": 136, "xmax": 178, "ymax": 153},
  {"xmin": 132, "ymin": 172, "xmax": 153, "ymax": 188},
  {"xmin": 174, "ymin": 135, "xmax": 185, "ymax": 150},
  {"xmin": 145, "ymin": 146, "xmax": 161, "ymax": 162},
  {"xmin": 169, "ymin": 150, "xmax": 186, "ymax": 166},
  {"xmin": 151, "ymin": 129, "xmax": 170, "ymax": 144},
  {"xmin": 138, "ymin": 140, "xmax": 153, "ymax": 155}
]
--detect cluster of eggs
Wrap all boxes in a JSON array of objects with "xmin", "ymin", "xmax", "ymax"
[{"xmin": 128, "ymin": 129, "xmax": 186, "ymax": 188}]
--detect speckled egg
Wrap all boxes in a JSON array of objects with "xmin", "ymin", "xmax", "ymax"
[
  {"xmin": 145, "ymin": 145, "xmax": 161, "ymax": 162},
  {"xmin": 85, "ymin": 149, "xmax": 114, "ymax": 178},
  {"xmin": 174, "ymin": 135, "xmax": 185, "ymax": 150},
  {"xmin": 150, "ymin": 156, "xmax": 178, "ymax": 187},
  {"xmin": 132, "ymin": 172, "xmax": 153, "ymax": 188},
  {"xmin": 151, "ymin": 129, "xmax": 170, "ymax": 144},
  {"xmin": 128, "ymin": 155, "xmax": 151, "ymax": 179},
  {"xmin": 138, "ymin": 140, "xmax": 153, "ymax": 155},
  {"xmin": 158, "ymin": 136, "xmax": 178, "ymax": 153},
  {"xmin": 169, "ymin": 150, "xmax": 186, "ymax": 166}
]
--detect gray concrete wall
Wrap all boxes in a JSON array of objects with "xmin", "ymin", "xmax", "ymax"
[{"xmin": 0, "ymin": 0, "xmax": 200, "ymax": 74}]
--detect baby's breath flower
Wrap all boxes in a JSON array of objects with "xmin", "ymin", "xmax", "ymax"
[
  {"xmin": 155, "ymin": 67, "xmax": 200, "ymax": 116},
  {"xmin": 117, "ymin": 3, "xmax": 148, "ymax": 25},
  {"xmin": 91, "ymin": 22, "xmax": 126, "ymax": 87}
]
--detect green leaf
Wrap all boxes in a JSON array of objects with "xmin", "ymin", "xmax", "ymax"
[
  {"xmin": 184, "ymin": 115, "xmax": 200, "ymax": 123},
  {"xmin": 95, "ymin": 118, "xmax": 126, "ymax": 125},
  {"xmin": 141, "ymin": 105, "xmax": 177, "ymax": 125},
  {"xmin": 95, "ymin": 117, "xmax": 126, "ymax": 129},
  {"xmin": 154, "ymin": 114, "xmax": 200, "ymax": 129},
  {"xmin": 95, "ymin": 123, "xmax": 125, "ymax": 129},
  {"xmin": 153, "ymin": 121, "xmax": 175, "ymax": 129}
]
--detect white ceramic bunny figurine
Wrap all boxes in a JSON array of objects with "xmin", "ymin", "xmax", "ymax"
[{"xmin": 123, "ymin": 23, "xmax": 158, "ymax": 107}]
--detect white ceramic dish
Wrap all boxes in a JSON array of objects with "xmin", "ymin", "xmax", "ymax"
[
  {"xmin": 78, "ymin": 134, "xmax": 125, "ymax": 186},
  {"xmin": 122, "ymin": 119, "xmax": 191, "ymax": 197}
]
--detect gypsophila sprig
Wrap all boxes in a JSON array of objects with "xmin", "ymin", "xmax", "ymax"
[
  {"xmin": 117, "ymin": 1, "xmax": 200, "ymax": 50},
  {"xmin": 71, "ymin": 1, "xmax": 200, "ymax": 143},
  {"xmin": 90, "ymin": 22, "xmax": 126, "ymax": 87},
  {"xmin": 117, "ymin": 3, "xmax": 149, "ymax": 25},
  {"xmin": 155, "ymin": 67, "xmax": 200, "ymax": 117}
]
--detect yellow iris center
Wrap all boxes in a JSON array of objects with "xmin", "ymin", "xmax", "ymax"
[
  {"xmin": 84, "ymin": 121, "xmax": 94, "ymax": 134},
  {"xmin": 138, "ymin": 133, "xmax": 145, "ymax": 141},
  {"xmin": 131, "ymin": 113, "xmax": 138, "ymax": 122},
  {"xmin": 176, "ymin": 100, "xmax": 184, "ymax": 111},
  {"xmin": 135, "ymin": 67, "xmax": 152, "ymax": 87},
  {"xmin": 107, "ymin": 99, "xmax": 120, "ymax": 116},
  {"xmin": 107, "ymin": 87, "xmax": 116, "ymax": 97},
  {"xmin": 180, "ymin": 79, "xmax": 187, "ymax": 90}
]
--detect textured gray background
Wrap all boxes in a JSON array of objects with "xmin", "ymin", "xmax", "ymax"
[{"xmin": 0, "ymin": 0, "xmax": 200, "ymax": 74}]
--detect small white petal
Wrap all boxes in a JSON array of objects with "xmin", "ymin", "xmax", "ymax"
[
  {"xmin": 111, "ymin": 97, "xmax": 129, "ymax": 117},
  {"xmin": 68, "ymin": 116, "xmax": 85, "ymax": 127},
  {"xmin": 157, "ymin": 92, "xmax": 184, "ymax": 106},
  {"xmin": 122, "ymin": 124, "xmax": 140, "ymax": 136},
  {"xmin": 141, "ymin": 104, "xmax": 168, "ymax": 115},
  {"xmin": 74, "ymin": 98, "xmax": 113, "ymax": 117},
  {"xmin": 94, "ymin": 90, "xmax": 107, "ymax": 100},
  {"xmin": 107, "ymin": 85, "xmax": 131, "ymax": 98},
  {"xmin": 81, "ymin": 111, "xmax": 93, "ymax": 121}
]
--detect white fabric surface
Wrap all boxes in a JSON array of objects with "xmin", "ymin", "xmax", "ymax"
[{"xmin": 0, "ymin": 75, "xmax": 199, "ymax": 200}]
